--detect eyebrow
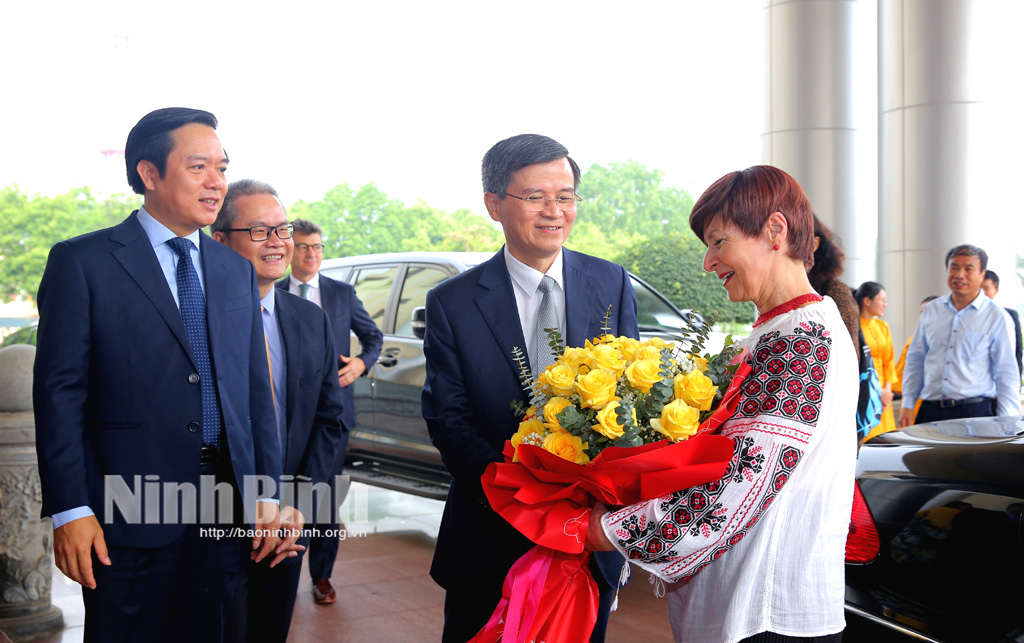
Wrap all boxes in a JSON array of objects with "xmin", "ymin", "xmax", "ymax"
[{"xmin": 186, "ymin": 153, "xmax": 229, "ymax": 165}]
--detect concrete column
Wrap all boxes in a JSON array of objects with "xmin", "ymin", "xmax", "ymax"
[
  {"xmin": 0, "ymin": 345, "xmax": 62, "ymax": 641},
  {"xmin": 878, "ymin": 0, "xmax": 1019, "ymax": 344},
  {"xmin": 763, "ymin": 0, "xmax": 871, "ymax": 284}
]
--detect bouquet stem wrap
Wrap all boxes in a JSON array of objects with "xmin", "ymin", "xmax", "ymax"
[{"xmin": 472, "ymin": 360, "xmax": 751, "ymax": 642}]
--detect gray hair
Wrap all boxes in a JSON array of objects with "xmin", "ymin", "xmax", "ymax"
[
  {"xmin": 481, "ymin": 134, "xmax": 581, "ymax": 198},
  {"xmin": 212, "ymin": 179, "xmax": 285, "ymax": 233}
]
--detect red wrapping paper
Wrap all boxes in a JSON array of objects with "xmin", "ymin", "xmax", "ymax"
[{"xmin": 471, "ymin": 360, "xmax": 751, "ymax": 643}]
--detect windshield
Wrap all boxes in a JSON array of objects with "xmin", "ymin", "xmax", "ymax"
[{"xmin": 630, "ymin": 277, "xmax": 691, "ymax": 331}]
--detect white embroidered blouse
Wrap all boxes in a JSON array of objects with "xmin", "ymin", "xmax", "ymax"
[{"xmin": 600, "ymin": 299, "xmax": 858, "ymax": 643}]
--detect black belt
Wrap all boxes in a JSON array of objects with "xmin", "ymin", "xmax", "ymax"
[
  {"xmin": 921, "ymin": 396, "xmax": 991, "ymax": 409},
  {"xmin": 200, "ymin": 444, "xmax": 221, "ymax": 465}
]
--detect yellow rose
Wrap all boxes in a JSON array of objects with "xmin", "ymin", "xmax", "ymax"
[
  {"xmin": 590, "ymin": 344, "xmax": 627, "ymax": 377},
  {"xmin": 543, "ymin": 431, "xmax": 590, "ymax": 465},
  {"xmin": 560, "ymin": 346, "xmax": 591, "ymax": 369},
  {"xmin": 673, "ymin": 370, "xmax": 717, "ymax": 412},
  {"xmin": 543, "ymin": 396, "xmax": 574, "ymax": 431},
  {"xmin": 511, "ymin": 418, "xmax": 547, "ymax": 462},
  {"xmin": 651, "ymin": 400, "xmax": 701, "ymax": 441},
  {"xmin": 645, "ymin": 337, "xmax": 674, "ymax": 351},
  {"xmin": 611, "ymin": 336, "xmax": 642, "ymax": 362},
  {"xmin": 574, "ymin": 368, "xmax": 620, "ymax": 410},
  {"xmin": 689, "ymin": 354, "xmax": 710, "ymax": 373},
  {"xmin": 636, "ymin": 345, "xmax": 664, "ymax": 362},
  {"xmin": 541, "ymin": 362, "xmax": 578, "ymax": 397},
  {"xmin": 593, "ymin": 401, "xmax": 634, "ymax": 440},
  {"xmin": 625, "ymin": 358, "xmax": 664, "ymax": 394}
]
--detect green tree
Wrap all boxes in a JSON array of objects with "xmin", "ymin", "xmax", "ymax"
[
  {"xmin": 616, "ymin": 231, "xmax": 754, "ymax": 325},
  {"xmin": 576, "ymin": 161, "xmax": 695, "ymax": 235},
  {"xmin": 0, "ymin": 186, "xmax": 139, "ymax": 299}
]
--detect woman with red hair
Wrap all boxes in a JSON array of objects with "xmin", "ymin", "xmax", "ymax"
[{"xmin": 588, "ymin": 166, "xmax": 857, "ymax": 643}]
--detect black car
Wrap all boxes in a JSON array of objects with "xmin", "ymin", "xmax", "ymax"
[
  {"xmin": 845, "ymin": 417, "xmax": 1024, "ymax": 641},
  {"xmin": 318, "ymin": 251, "xmax": 715, "ymax": 500}
]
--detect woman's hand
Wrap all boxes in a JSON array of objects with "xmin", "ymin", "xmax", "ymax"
[
  {"xmin": 586, "ymin": 503, "xmax": 615, "ymax": 552},
  {"xmin": 881, "ymin": 385, "xmax": 894, "ymax": 412}
]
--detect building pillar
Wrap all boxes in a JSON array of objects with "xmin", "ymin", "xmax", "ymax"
[
  {"xmin": 878, "ymin": 0, "xmax": 1018, "ymax": 343},
  {"xmin": 763, "ymin": 0, "xmax": 871, "ymax": 285}
]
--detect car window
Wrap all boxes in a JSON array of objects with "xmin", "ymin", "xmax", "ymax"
[
  {"xmin": 352, "ymin": 266, "xmax": 398, "ymax": 330},
  {"xmin": 631, "ymin": 277, "xmax": 690, "ymax": 331},
  {"xmin": 394, "ymin": 266, "xmax": 451, "ymax": 337}
]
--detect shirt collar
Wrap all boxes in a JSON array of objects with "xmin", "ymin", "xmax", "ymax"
[
  {"xmin": 137, "ymin": 205, "xmax": 203, "ymax": 252},
  {"xmin": 942, "ymin": 290, "xmax": 988, "ymax": 311},
  {"xmin": 260, "ymin": 288, "xmax": 277, "ymax": 316},
  {"xmin": 290, "ymin": 272, "xmax": 320, "ymax": 289},
  {"xmin": 503, "ymin": 246, "xmax": 564, "ymax": 294}
]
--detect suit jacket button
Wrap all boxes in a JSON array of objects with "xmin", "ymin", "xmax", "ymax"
[
  {"xmin": 187, "ymin": 421, "xmax": 200, "ymax": 433},
  {"xmin": 188, "ymin": 373, "xmax": 201, "ymax": 384}
]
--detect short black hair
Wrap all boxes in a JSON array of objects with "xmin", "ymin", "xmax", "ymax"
[
  {"xmin": 482, "ymin": 134, "xmax": 581, "ymax": 198},
  {"xmin": 125, "ymin": 107, "xmax": 219, "ymax": 195},
  {"xmin": 212, "ymin": 179, "xmax": 282, "ymax": 234},
  {"xmin": 944, "ymin": 244, "xmax": 988, "ymax": 272},
  {"xmin": 291, "ymin": 218, "xmax": 323, "ymax": 236},
  {"xmin": 984, "ymin": 269, "xmax": 1000, "ymax": 287}
]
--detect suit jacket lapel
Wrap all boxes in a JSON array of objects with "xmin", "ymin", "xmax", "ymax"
[
  {"xmin": 199, "ymin": 232, "xmax": 230, "ymax": 375},
  {"xmin": 563, "ymin": 248, "xmax": 610, "ymax": 348},
  {"xmin": 275, "ymin": 293, "xmax": 303, "ymax": 469},
  {"xmin": 475, "ymin": 251, "xmax": 530, "ymax": 379},
  {"xmin": 110, "ymin": 212, "xmax": 196, "ymax": 366}
]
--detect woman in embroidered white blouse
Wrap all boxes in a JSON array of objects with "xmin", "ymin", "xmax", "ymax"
[{"xmin": 587, "ymin": 165, "xmax": 858, "ymax": 643}]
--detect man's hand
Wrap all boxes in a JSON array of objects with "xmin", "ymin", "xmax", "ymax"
[
  {"xmin": 338, "ymin": 355, "xmax": 366, "ymax": 388},
  {"xmin": 269, "ymin": 506, "xmax": 307, "ymax": 568},
  {"xmin": 585, "ymin": 503, "xmax": 615, "ymax": 552},
  {"xmin": 252, "ymin": 501, "xmax": 283, "ymax": 563},
  {"xmin": 899, "ymin": 407, "xmax": 916, "ymax": 428},
  {"xmin": 53, "ymin": 516, "xmax": 110, "ymax": 589}
]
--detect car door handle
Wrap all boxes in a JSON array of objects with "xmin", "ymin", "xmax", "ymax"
[{"xmin": 377, "ymin": 348, "xmax": 400, "ymax": 368}]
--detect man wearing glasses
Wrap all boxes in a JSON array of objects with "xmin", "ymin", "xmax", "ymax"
[
  {"xmin": 212, "ymin": 180, "xmax": 345, "ymax": 641},
  {"xmin": 278, "ymin": 218, "xmax": 383, "ymax": 605},
  {"xmin": 421, "ymin": 134, "xmax": 639, "ymax": 642}
]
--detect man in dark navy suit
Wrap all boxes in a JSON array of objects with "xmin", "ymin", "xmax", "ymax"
[
  {"xmin": 33, "ymin": 108, "xmax": 283, "ymax": 643},
  {"xmin": 212, "ymin": 179, "xmax": 345, "ymax": 642},
  {"xmin": 982, "ymin": 270, "xmax": 1023, "ymax": 377},
  {"xmin": 277, "ymin": 218, "xmax": 382, "ymax": 604},
  {"xmin": 421, "ymin": 134, "xmax": 639, "ymax": 642}
]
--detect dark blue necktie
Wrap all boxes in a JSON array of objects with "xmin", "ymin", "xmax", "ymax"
[{"xmin": 168, "ymin": 237, "xmax": 222, "ymax": 449}]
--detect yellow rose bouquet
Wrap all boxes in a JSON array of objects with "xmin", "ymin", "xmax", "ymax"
[{"xmin": 472, "ymin": 311, "xmax": 752, "ymax": 643}]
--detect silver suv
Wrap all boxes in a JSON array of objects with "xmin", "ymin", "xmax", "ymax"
[{"xmin": 320, "ymin": 251, "xmax": 703, "ymax": 500}]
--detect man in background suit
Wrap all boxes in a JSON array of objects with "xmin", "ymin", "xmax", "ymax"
[
  {"xmin": 421, "ymin": 134, "xmax": 639, "ymax": 642},
  {"xmin": 278, "ymin": 218, "xmax": 383, "ymax": 604},
  {"xmin": 982, "ymin": 269, "xmax": 1023, "ymax": 377},
  {"xmin": 212, "ymin": 179, "xmax": 345, "ymax": 642},
  {"xmin": 33, "ymin": 108, "xmax": 283, "ymax": 643}
]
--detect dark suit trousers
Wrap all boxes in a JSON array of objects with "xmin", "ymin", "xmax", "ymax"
[
  {"xmin": 246, "ymin": 544, "xmax": 307, "ymax": 642},
  {"xmin": 82, "ymin": 458, "xmax": 249, "ymax": 643},
  {"xmin": 307, "ymin": 430, "xmax": 349, "ymax": 580},
  {"xmin": 440, "ymin": 556, "xmax": 615, "ymax": 643},
  {"xmin": 915, "ymin": 398, "xmax": 996, "ymax": 424}
]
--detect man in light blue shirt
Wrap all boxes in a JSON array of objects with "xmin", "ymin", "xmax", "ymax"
[{"xmin": 900, "ymin": 244, "xmax": 1021, "ymax": 426}]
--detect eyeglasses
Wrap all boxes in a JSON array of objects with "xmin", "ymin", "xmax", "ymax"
[
  {"xmin": 295, "ymin": 243, "xmax": 323, "ymax": 254},
  {"xmin": 224, "ymin": 224, "xmax": 294, "ymax": 241},
  {"xmin": 504, "ymin": 193, "xmax": 582, "ymax": 210}
]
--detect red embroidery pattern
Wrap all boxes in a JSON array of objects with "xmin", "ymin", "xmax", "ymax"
[{"xmin": 737, "ymin": 323, "xmax": 831, "ymax": 426}]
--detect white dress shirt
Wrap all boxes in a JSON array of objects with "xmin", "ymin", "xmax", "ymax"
[
  {"xmin": 287, "ymin": 272, "xmax": 322, "ymax": 307},
  {"xmin": 503, "ymin": 247, "xmax": 566, "ymax": 368}
]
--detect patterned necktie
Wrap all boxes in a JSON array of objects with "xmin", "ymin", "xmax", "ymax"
[
  {"xmin": 261, "ymin": 306, "xmax": 280, "ymax": 441},
  {"xmin": 167, "ymin": 237, "xmax": 221, "ymax": 449},
  {"xmin": 299, "ymin": 283, "xmax": 310, "ymax": 299},
  {"xmin": 535, "ymin": 275, "xmax": 559, "ymax": 376}
]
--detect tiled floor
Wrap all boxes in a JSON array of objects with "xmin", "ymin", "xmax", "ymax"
[{"xmin": 31, "ymin": 483, "xmax": 675, "ymax": 642}]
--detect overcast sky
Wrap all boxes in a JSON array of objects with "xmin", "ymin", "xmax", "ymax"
[{"xmin": 1, "ymin": 1, "xmax": 766, "ymax": 215}]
